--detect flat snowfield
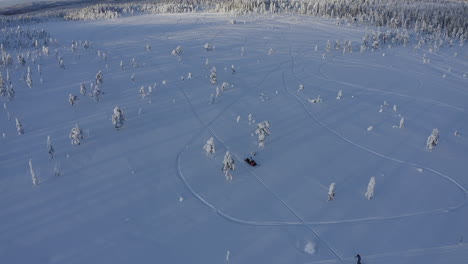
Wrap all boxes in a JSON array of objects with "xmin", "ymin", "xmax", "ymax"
[{"xmin": 1, "ymin": 13, "xmax": 467, "ymax": 264}]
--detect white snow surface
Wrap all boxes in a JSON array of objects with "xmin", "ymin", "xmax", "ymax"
[{"xmin": 0, "ymin": 13, "xmax": 468, "ymax": 264}]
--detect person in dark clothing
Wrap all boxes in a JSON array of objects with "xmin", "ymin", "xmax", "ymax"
[{"xmin": 355, "ymin": 254, "xmax": 361, "ymax": 264}]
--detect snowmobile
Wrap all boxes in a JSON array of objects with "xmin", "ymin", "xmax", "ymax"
[{"xmin": 244, "ymin": 157, "xmax": 257, "ymax": 167}]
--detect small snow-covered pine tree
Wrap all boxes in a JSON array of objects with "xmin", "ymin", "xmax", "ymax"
[
  {"xmin": 298, "ymin": 84, "xmax": 304, "ymax": 92},
  {"xmin": 203, "ymin": 137, "xmax": 215, "ymax": 157},
  {"xmin": 365, "ymin": 176, "xmax": 376, "ymax": 200},
  {"xmin": 16, "ymin": 117, "xmax": 24, "ymax": 135},
  {"xmin": 80, "ymin": 83, "xmax": 86, "ymax": 96},
  {"xmin": 399, "ymin": 117, "xmax": 405, "ymax": 128},
  {"xmin": 112, "ymin": 106, "xmax": 125, "ymax": 129},
  {"xmin": 171, "ymin": 45, "xmax": 183, "ymax": 59},
  {"xmin": 47, "ymin": 136, "xmax": 54, "ymax": 159},
  {"xmin": 426, "ymin": 128, "xmax": 439, "ymax": 150},
  {"xmin": 29, "ymin": 159, "xmax": 39, "ymax": 185},
  {"xmin": 139, "ymin": 86, "xmax": 147, "ymax": 98},
  {"xmin": 0, "ymin": 72, "xmax": 5, "ymax": 96},
  {"xmin": 222, "ymin": 151, "xmax": 235, "ymax": 181},
  {"xmin": 26, "ymin": 69, "xmax": 33, "ymax": 88},
  {"xmin": 69, "ymin": 94, "xmax": 78, "ymax": 106},
  {"xmin": 328, "ymin": 182, "xmax": 336, "ymax": 201},
  {"xmin": 95, "ymin": 70, "xmax": 103, "ymax": 86},
  {"xmin": 255, "ymin": 121, "xmax": 271, "ymax": 148},
  {"xmin": 120, "ymin": 60, "xmax": 124, "ymax": 70},
  {"xmin": 7, "ymin": 84, "xmax": 14, "ymax": 100},
  {"xmin": 336, "ymin": 90, "xmax": 343, "ymax": 100},
  {"xmin": 210, "ymin": 67, "xmax": 217, "ymax": 84},
  {"xmin": 92, "ymin": 83, "xmax": 101, "ymax": 101},
  {"xmin": 69, "ymin": 124, "xmax": 84, "ymax": 145}
]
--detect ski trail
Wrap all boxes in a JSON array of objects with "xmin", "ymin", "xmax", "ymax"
[
  {"xmin": 287, "ymin": 52, "xmax": 468, "ymax": 197},
  {"xmin": 171, "ymin": 20, "xmax": 466, "ymax": 263},
  {"xmin": 315, "ymin": 58, "xmax": 465, "ymax": 113}
]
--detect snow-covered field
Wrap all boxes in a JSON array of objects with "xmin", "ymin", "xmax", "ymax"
[{"xmin": 1, "ymin": 13, "xmax": 467, "ymax": 264}]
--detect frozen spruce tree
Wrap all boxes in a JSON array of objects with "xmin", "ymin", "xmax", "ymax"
[
  {"xmin": 69, "ymin": 124, "xmax": 84, "ymax": 145},
  {"xmin": 336, "ymin": 90, "xmax": 343, "ymax": 100},
  {"xmin": 26, "ymin": 69, "xmax": 33, "ymax": 88},
  {"xmin": 80, "ymin": 83, "xmax": 86, "ymax": 96},
  {"xmin": 328, "ymin": 182, "xmax": 336, "ymax": 201},
  {"xmin": 298, "ymin": 84, "xmax": 304, "ymax": 92},
  {"xmin": 95, "ymin": 70, "xmax": 103, "ymax": 86},
  {"xmin": 112, "ymin": 106, "xmax": 125, "ymax": 129},
  {"xmin": 171, "ymin": 45, "xmax": 183, "ymax": 59},
  {"xmin": 47, "ymin": 136, "xmax": 54, "ymax": 159},
  {"xmin": 255, "ymin": 121, "xmax": 271, "ymax": 148},
  {"xmin": 69, "ymin": 94, "xmax": 78, "ymax": 106},
  {"xmin": 92, "ymin": 83, "xmax": 101, "ymax": 101},
  {"xmin": 29, "ymin": 159, "xmax": 39, "ymax": 185},
  {"xmin": 16, "ymin": 117, "xmax": 24, "ymax": 135},
  {"xmin": 0, "ymin": 72, "xmax": 5, "ymax": 96},
  {"xmin": 203, "ymin": 137, "xmax": 215, "ymax": 157},
  {"xmin": 210, "ymin": 67, "xmax": 217, "ymax": 84},
  {"xmin": 399, "ymin": 117, "xmax": 405, "ymax": 129},
  {"xmin": 139, "ymin": 86, "xmax": 147, "ymax": 98},
  {"xmin": 7, "ymin": 84, "xmax": 15, "ymax": 100},
  {"xmin": 365, "ymin": 176, "xmax": 376, "ymax": 200},
  {"xmin": 222, "ymin": 151, "xmax": 235, "ymax": 181},
  {"xmin": 426, "ymin": 128, "xmax": 439, "ymax": 150}
]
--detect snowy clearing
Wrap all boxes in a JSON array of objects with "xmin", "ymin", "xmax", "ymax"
[{"xmin": 0, "ymin": 11, "xmax": 467, "ymax": 264}]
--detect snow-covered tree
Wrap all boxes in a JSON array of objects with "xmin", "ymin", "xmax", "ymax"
[
  {"xmin": 393, "ymin": 105, "xmax": 397, "ymax": 112},
  {"xmin": 47, "ymin": 136, "xmax": 54, "ymax": 159},
  {"xmin": 91, "ymin": 83, "xmax": 101, "ymax": 101},
  {"xmin": 215, "ymin": 86, "xmax": 221, "ymax": 97},
  {"xmin": 221, "ymin": 82, "xmax": 229, "ymax": 91},
  {"xmin": 139, "ymin": 86, "xmax": 147, "ymax": 98},
  {"xmin": 59, "ymin": 57, "xmax": 65, "ymax": 69},
  {"xmin": 70, "ymin": 124, "xmax": 84, "ymax": 145},
  {"xmin": 255, "ymin": 121, "xmax": 271, "ymax": 148},
  {"xmin": 187, "ymin": 72, "xmax": 192, "ymax": 79},
  {"xmin": 231, "ymin": 64, "xmax": 236, "ymax": 74},
  {"xmin": 146, "ymin": 44, "xmax": 152, "ymax": 52},
  {"xmin": 80, "ymin": 83, "xmax": 86, "ymax": 96},
  {"xmin": 95, "ymin": 70, "xmax": 103, "ymax": 86},
  {"xmin": 328, "ymin": 182, "xmax": 336, "ymax": 201},
  {"xmin": 204, "ymin": 43, "xmax": 214, "ymax": 51},
  {"xmin": 336, "ymin": 90, "xmax": 343, "ymax": 100},
  {"xmin": 29, "ymin": 159, "xmax": 39, "ymax": 186},
  {"xmin": 7, "ymin": 84, "xmax": 15, "ymax": 100},
  {"xmin": 426, "ymin": 128, "xmax": 439, "ymax": 150},
  {"xmin": 120, "ymin": 60, "xmax": 124, "ymax": 70},
  {"xmin": 399, "ymin": 117, "xmax": 405, "ymax": 129},
  {"xmin": 69, "ymin": 94, "xmax": 78, "ymax": 106},
  {"xmin": 203, "ymin": 137, "xmax": 215, "ymax": 157},
  {"xmin": 326, "ymin": 40, "xmax": 332, "ymax": 52},
  {"xmin": 112, "ymin": 106, "xmax": 125, "ymax": 129},
  {"xmin": 298, "ymin": 84, "xmax": 304, "ymax": 92},
  {"xmin": 171, "ymin": 45, "xmax": 183, "ymax": 59},
  {"xmin": 365, "ymin": 176, "xmax": 376, "ymax": 200},
  {"xmin": 0, "ymin": 72, "xmax": 5, "ymax": 96},
  {"xmin": 16, "ymin": 117, "xmax": 24, "ymax": 135},
  {"xmin": 210, "ymin": 67, "xmax": 217, "ymax": 84},
  {"xmin": 222, "ymin": 151, "xmax": 235, "ymax": 181},
  {"xmin": 26, "ymin": 69, "xmax": 33, "ymax": 88}
]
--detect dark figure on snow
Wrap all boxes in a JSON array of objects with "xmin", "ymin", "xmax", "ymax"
[{"xmin": 355, "ymin": 254, "xmax": 361, "ymax": 264}]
